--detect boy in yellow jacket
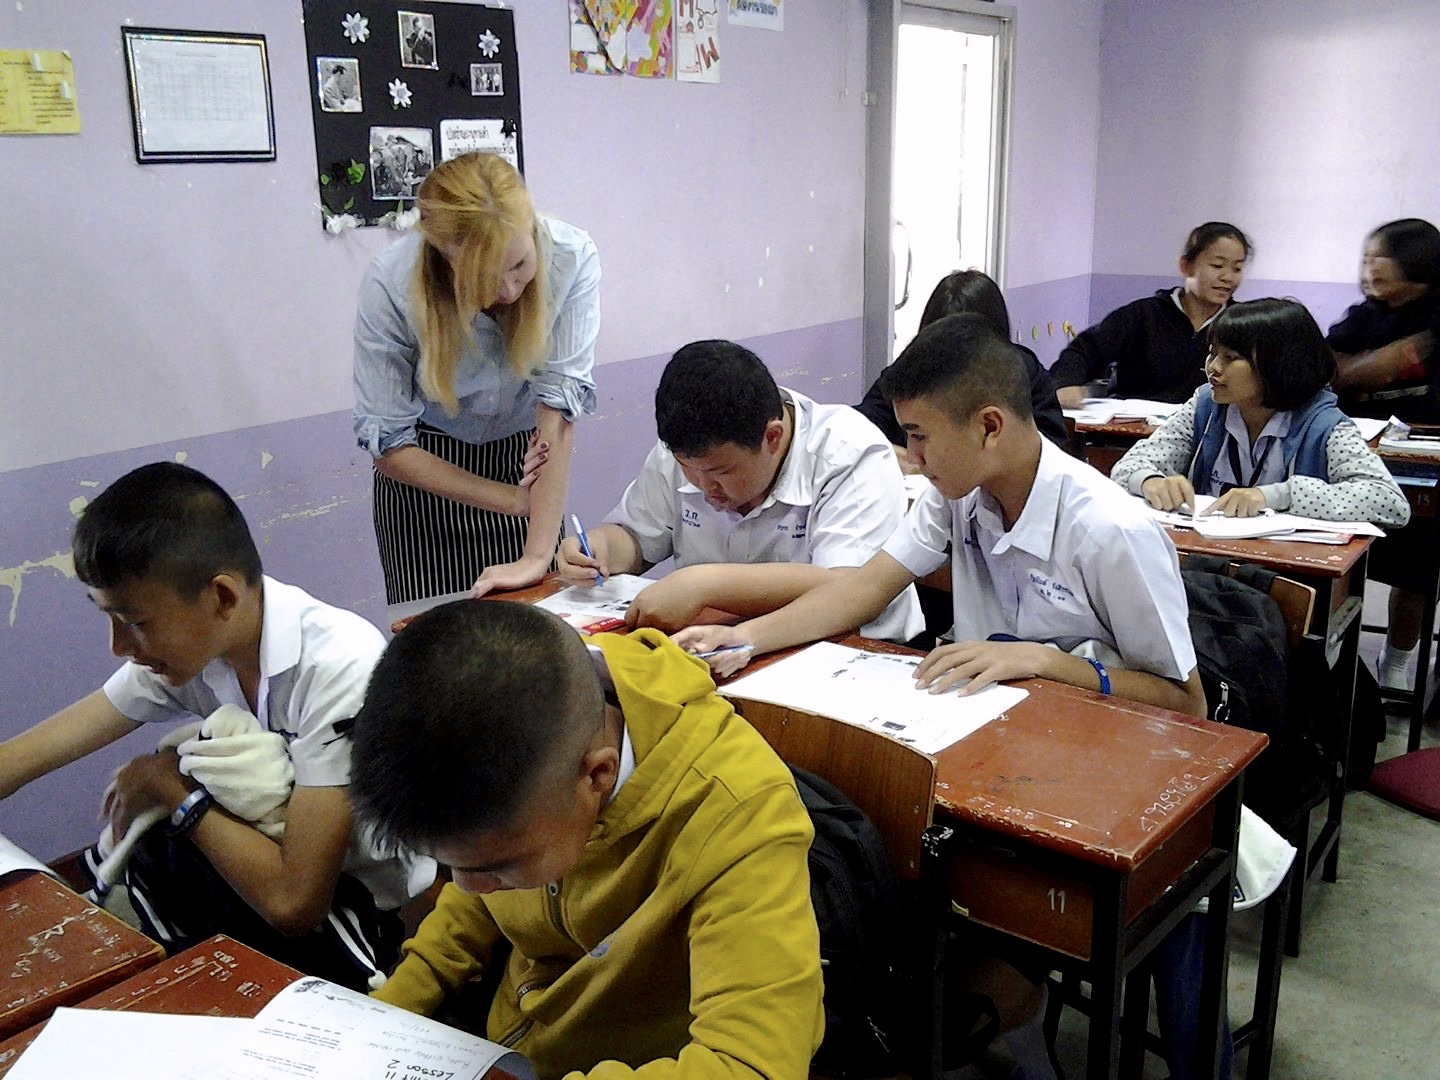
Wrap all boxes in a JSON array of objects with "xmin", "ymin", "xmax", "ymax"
[{"xmin": 351, "ymin": 599, "xmax": 824, "ymax": 1079}]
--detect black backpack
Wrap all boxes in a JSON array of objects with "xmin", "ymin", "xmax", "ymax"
[
  {"xmin": 1180, "ymin": 556, "xmax": 1333, "ymax": 820},
  {"xmin": 788, "ymin": 765, "xmax": 903, "ymax": 1080}
]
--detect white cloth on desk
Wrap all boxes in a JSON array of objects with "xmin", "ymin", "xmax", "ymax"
[
  {"xmin": 882, "ymin": 436, "xmax": 1197, "ymax": 680},
  {"xmin": 606, "ymin": 387, "xmax": 924, "ymax": 643}
]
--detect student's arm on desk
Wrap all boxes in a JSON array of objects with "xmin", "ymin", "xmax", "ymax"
[
  {"xmin": 671, "ymin": 552, "xmax": 915, "ymax": 675},
  {"xmin": 557, "ymin": 522, "xmax": 647, "ymax": 582},
  {"xmin": 373, "ymin": 882, "xmax": 505, "ymax": 1014},
  {"xmin": 626, "ymin": 563, "xmax": 848, "ymax": 631},
  {"xmin": 1332, "ymin": 331, "xmax": 1432, "ymax": 392},
  {"xmin": 915, "ymin": 643, "xmax": 1207, "ymax": 717},
  {"xmin": 0, "ymin": 690, "xmax": 140, "ymax": 800},
  {"xmin": 106, "ymin": 753, "xmax": 356, "ymax": 937}
]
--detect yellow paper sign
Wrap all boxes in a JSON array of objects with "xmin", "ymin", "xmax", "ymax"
[{"xmin": 1, "ymin": 49, "xmax": 81, "ymax": 134}]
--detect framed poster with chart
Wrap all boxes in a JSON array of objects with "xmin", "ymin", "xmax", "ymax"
[
  {"xmin": 121, "ymin": 27, "xmax": 276, "ymax": 163},
  {"xmin": 301, "ymin": 0, "xmax": 524, "ymax": 229}
]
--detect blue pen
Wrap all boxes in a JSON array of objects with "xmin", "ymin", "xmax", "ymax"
[{"xmin": 568, "ymin": 514, "xmax": 605, "ymax": 586}]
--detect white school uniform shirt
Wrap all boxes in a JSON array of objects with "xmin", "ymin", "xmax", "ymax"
[
  {"xmin": 103, "ymin": 576, "xmax": 432, "ymax": 910},
  {"xmin": 606, "ymin": 388, "xmax": 924, "ymax": 643},
  {"xmin": 1207, "ymin": 408, "xmax": 1291, "ymax": 493},
  {"xmin": 882, "ymin": 438, "xmax": 1196, "ymax": 681}
]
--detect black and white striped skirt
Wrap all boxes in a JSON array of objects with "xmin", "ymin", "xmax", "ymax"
[{"xmin": 372, "ymin": 425, "xmax": 540, "ymax": 604}]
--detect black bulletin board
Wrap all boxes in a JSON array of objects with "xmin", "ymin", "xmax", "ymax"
[{"xmin": 301, "ymin": 0, "xmax": 524, "ymax": 228}]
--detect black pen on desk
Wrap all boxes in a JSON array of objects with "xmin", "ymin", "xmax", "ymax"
[{"xmin": 568, "ymin": 514, "xmax": 605, "ymax": 587}]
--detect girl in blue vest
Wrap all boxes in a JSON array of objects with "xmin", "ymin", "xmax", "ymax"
[{"xmin": 1111, "ymin": 298, "xmax": 1409, "ymax": 527}]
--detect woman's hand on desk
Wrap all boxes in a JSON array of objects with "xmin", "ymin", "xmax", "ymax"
[
  {"xmin": 670, "ymin": 625, "xmax": 756, "ymax": 677},
  {"xmin": 471, "ymin": 554, "xmax": 551, "ymax": 598},
  {"xmin": 1140, "ymin": 474, "xmax": 1197, "ymax": 513},
  {"xmin": 914, "ymin": 640, "xmax": 1053, "ymax": 696}
]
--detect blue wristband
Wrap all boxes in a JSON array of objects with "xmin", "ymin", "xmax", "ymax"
[
  {"xmin": 1085, "ymin": 657, "xmax": 1111, "ymax": 695},
  {"xmin": 165, "ymin": 788, "xmax": 213, "ymax": 837}
]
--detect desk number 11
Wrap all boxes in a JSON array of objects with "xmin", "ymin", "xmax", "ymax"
[{"xmin": 1048, "ymin": 887, "xmax": 1066, "ymax": 915}]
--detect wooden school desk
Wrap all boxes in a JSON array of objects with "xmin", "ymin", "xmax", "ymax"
[
  {"xmin": 723, "ymin": 636, "xmax": 1266, "ymax": 1080},
  {"xmin": 0, "ymin": 935, "xmax": 299, "ymax": 1077},
  {"xmin": 0, "ymin": 870, "xmax": 164, "ymax": 1043},
  {"xmin": 1068, "ymin": 417, "xmax": 1155, "ymax": 474},
  {"xmin": 1373, "ymin": 441, "xmax": 1440, "ymax": 751}
]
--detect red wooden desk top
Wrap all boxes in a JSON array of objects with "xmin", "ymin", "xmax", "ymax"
[
  {"xmin": 0, "ymin": 871, "xmax": 164, "ymax": 1043},
  {"xmin": 0, "ymin": 935, "xmax": 300, "ymax": 1077},
  {"xmin": 1072, "ymin": 418, "xmax": 1156, "ymax": 439},
  {"xmin": 1165, "ymin": 527, "xmax": 1372, "ymax": 577}
]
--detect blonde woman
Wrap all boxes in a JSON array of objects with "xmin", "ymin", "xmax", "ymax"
[{"xmin": 353, "ymin": 153, "xmax": 600, "ymax": 603}]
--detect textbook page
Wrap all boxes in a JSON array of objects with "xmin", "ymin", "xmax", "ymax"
[
  {"xmin": 1142, "ymin": 496, "xmax": 1383, "ymax": 540},
  {"xmin": 533, "ymin": 573, "xmax": 651, "ymax": 632},
  {"xmin": 195, "ymin": 976, "xmax": 536, "ymax": 1080},
  {"xmin": 0, "ymin": 831, "xmax": 54, "ymax": 877},
  {"xmin": 5, "ymin": 1008, "xmax": 247, "ymax": 1079},
  {"xmin": 720, "ymin": 641, "xmax": 1027, "ymax": 754}
]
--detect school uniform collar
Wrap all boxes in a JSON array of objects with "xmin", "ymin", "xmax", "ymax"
[
  {"xmin": 254, "ymin": 576, "xmax": 304, "ymax": 682},
  {"xmin": 965, "ymin": 437, "xmax": 1063, "ymax": 562},
  {"xmin": 1221, "ymin": 405, "xmax": 1293, "ymax": 455},
  {"xmin": 1167, "ymin": 286, "xmax": 1225, "ymax": 331}
]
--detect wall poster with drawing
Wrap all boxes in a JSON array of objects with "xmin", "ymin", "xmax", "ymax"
[{"xmin": 301, "ymin": 0, "xmax": 523, "ymax": 229}]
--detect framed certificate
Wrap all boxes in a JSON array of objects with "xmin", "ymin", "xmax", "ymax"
[{"xmin": 122, "ymin": 27, "xmax": 276, "ymax": 163}]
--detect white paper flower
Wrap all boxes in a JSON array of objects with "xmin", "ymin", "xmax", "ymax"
[
  {"xmin": 341, "ymin": 12, "xmax": 369, "ymax": 44},
  {"xmin": 477, "ymin": 30, "xmax": 501, "ymax": 58},
  {"xmin": 391, "ymin": 206, "xmax": 421, "ymax": 231},
  {"xmin": 388, "ymin": 78, "xmax": 412, "ymax": 108},
  {"xmin": 325, "ymin": 212, "xmax": 361, "ymax": 235}
]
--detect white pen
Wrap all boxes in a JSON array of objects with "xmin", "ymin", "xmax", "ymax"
[{"xmin": 695, "ymin": 644, "xmax": 753, "ymax": 660}]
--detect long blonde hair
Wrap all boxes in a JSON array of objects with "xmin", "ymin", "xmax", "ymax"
[{"xmin": 412, "ymin": 153, "xmax": 551, "ymax": 415}]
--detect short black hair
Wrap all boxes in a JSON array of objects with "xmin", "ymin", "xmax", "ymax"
[
  {"xmin": 349, "ymin": 600, "xmax": 606, "ymax": 852},
  {"xmin": 1209, "ymin": 298, "xmax": 1336, "ymax": 411},
  {"xmin": 72, "ymin": 462, "xmax": 262, "ymax": 597},
  {"xmin": 654, "ymin": 340, "xmax": 784, "ymax": 457},
  {"xmin": 881, "ymin": 313, "xmax": 1032, "ymax": 424},
  {"xmin": 918, "ymin": 269, "xmax": 1012, "ymax": 337},
  {"xmin": 1181, "ymin": 221, "xmax": 1252, "ymax": 264},
  {"xmin": 1369, "ymin": 218, "xmax": 1440, "ymax": 286}
]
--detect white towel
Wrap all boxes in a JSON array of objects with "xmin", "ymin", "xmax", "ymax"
[
  {"xmin": 94, "ymin": 705, "xmax": 295, "ymax": 891},
  {"xmin": 1197, "ymin": 804, "xmax": 1297, "ymax": 913}
]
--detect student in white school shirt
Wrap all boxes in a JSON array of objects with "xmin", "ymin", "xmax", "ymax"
[
  {"xmin": 676, "ymin": 314, "xmax": 1205, "ymax": 717},
  {"xmin": 556, "ymin": 339, "xmax": 924, "ymax": 642},
  {"xmin": 676, "ymin": 314, "xmax": 1211, "ymax": 1079}
]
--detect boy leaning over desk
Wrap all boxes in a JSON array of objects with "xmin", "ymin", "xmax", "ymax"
[
  {"xmin": 554, "ymin": 338, "xmax": 924, "ymax": 643},
  {"xmin": 0, "ymin": 463, "xmax": 429, "ymax": 991},
  {"xmin": 675, "ymin": 313, "xmax": 1223, "ymax": 1080},
  {"xmin": 351, "ymin": 599, "xmax": 825, "ymax": 1079}
]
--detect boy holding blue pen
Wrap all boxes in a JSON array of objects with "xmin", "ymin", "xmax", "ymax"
[{"xmin": 557, "ymin": 340, "xmax": 924, "ymax": 641}]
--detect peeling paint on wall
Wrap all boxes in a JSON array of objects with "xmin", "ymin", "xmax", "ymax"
[
  {"xmin": 68, "ymin": 497, "xmax": 88, "ymax": 518},
  {"xmin": 259, "ymin": 495, "xmax": 349, "ymax": 529},
  {"xmin": 260, "ymin": 450, "xmax": 274, "ymax": 469},
  {"xmin": 0, "ymin": 552, "xmax": 76, "ymax": 627}
]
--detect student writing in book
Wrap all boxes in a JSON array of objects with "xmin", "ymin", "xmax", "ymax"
[
  {"xmin": 555, "ymin": 339, "xmax": 923, "ymax": 641},
  {"xmin": 351, "ymin": 600, "xmax": 824, "ymax": 1079},
  {"xmin": 352, "ymin": 152, "xmax": 599, "ymax": 606},
  {"xmin": 1110, "ymin": 297, "xmax": 1409, "ymax": 526},
  {"xmin": 1050, "ymin": 221, "xmax": 1251, "ymax": 408},
  {"xmin": 676, "ymin": 313, "xmax": 1209, "ymax": 1078},
  {"xmin": 1327, "ymin": 219, "xmax": 1440, "ymax": 688},
  {"xmin": 0, "ymin": 464, "xmax": 429, "ymax": 991}
]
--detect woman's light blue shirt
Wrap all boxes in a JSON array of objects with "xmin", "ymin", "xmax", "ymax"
[{"xmin": 352, "ymin": 216, "xmax": 600, "ymax": 456}]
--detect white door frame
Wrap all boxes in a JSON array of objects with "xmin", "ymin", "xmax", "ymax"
[{"xmin": 861, "ymin": 0, "xmax": 1016, "ymax": 387}]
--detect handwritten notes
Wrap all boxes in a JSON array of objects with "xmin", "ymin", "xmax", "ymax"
[
  {"xmin": 533, "ymin": 573, "xmax": 651, "ymax": 633},
  {"xmin": 721, "ymin": 641, "xmax": 1027, "ymax": 754}
]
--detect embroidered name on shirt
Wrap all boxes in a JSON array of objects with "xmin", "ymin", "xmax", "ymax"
[
  {"xmin": 682, "ymin": 507, "xmax": 701, "ymax": 528},
  {"xmin": 775, "ymin": 521, "xmax": 808, "ymax": 539},
  {"xmin": 1028, "ymin": 570, "xmax": 1075, "ymax": 603}
]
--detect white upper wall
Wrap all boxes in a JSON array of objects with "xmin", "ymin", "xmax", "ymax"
[{"xmin": 1093, "ymin": 0, "xmax": 1440, "ymax": 283}]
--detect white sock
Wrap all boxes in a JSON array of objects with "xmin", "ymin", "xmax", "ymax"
[
  {"xmin": 1001, "ymin": 983, "xmax": 1058, "ymax": 1080},
  {"xmin": 1379, "ymin": 644, "xmax": 1417, "ymax": 690}
]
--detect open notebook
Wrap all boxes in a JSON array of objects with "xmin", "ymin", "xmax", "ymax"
[
  {"xmin": 8, "ymin": 976, "xmax": 534, "ymax": 1080},
  {"xmin": 1145, "ymin": 493, "xmax": 1385, "ymax": 543}
]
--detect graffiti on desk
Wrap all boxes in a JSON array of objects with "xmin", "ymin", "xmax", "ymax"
[
  {"xmin": 1137, "ymin": 764, "xmax": 1228, "ymax": 833},
  {"xmin": 8, "ymin": 910, "xmax": 96, "ymax": 980}
]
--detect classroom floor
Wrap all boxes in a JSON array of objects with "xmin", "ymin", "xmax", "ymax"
[{"xmin": 953, "ymin": 581, "xmax": 1440, "ymax": 1080}]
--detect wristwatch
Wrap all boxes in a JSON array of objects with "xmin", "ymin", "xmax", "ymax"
[{"xmin": 165, "ymin": 788, "xmax": 214, "ymax": 837}]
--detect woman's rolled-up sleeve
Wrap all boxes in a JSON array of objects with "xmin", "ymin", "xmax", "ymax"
[
  {"xmin": 530, "ymin": 231, "xmax": 600, "ymax": 422},
  {"xmin": 353, "ymin": 255, "xmax": 425, "ymax": 457}
]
